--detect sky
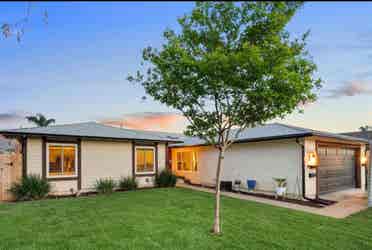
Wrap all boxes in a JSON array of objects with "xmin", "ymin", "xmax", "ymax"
[{"xmin": 1, "ymin": 2, "xmax": 372, "ymax": 133}]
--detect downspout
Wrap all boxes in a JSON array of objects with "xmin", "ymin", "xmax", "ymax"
[{"xmin": 296, "ymin": 138, "xmax": 311, "ymax": 201}]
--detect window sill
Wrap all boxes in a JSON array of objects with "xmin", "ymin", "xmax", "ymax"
[
  {"xmin": 135, "ymin": 172, "xmax": 156, "ymax": 177},
  {"xmin": 47, "ymin": 176, "xmax": 78, "ymax": 181},
  {"xmin": 176, "ymin": 170, "xmax": 198, "ymax": 173}
]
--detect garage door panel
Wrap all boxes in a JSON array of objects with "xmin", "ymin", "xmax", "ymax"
[
  {"xmin": 319, "ymin": 157, "xmax": 354, "ymax": 162},
  {"xmin": 318, "ymin": 165, "xmax": 354, "ymax": 172},
  {"xmin": 319, "ymin": 171, "xmax": 354, "ymax": 179},
  {"xmin": 318, "ymin": 146, "xmax": 356, "ymax": 194}
]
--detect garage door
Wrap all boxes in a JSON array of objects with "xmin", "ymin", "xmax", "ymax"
[{"xmin": 318, "ymin": 146, "xmax": 356, "ymax": 194}]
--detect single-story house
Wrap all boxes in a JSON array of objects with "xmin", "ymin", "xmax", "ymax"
[
  {"xmin": 0, "ymin": 122, "xmax": 181, "ymax": 196},
  {"xmin": 0, "ymin": 122, "xmax": 368, "ymax": 201},
  {"xmin": 169, "ymin": 123, "xmax": 369, "ymax": 199}
]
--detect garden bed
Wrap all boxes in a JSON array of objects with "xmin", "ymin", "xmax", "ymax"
[
  {"xmin": 182, "ymin": 181, "xmax": 336, "ymax": 208},
  {"xmin": 233, "ymin": 190, "xmax": 337, "ymax": 208}
]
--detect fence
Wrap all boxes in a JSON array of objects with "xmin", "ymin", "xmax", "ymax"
[{"xmin": 0, "ymin": 153, "xmax": 22, "ymax": 201}]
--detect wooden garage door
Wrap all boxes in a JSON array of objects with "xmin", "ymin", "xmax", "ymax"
[{"xmin": 318, "ymin": 146, "xmax": 355, "ymax": 194}]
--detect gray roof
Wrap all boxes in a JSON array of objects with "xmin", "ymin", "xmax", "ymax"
[
  {"xmin": 342, "ymin": 131, "xmax": 372, "ymax": 141},
  {"xmin": 170, "ymin": 123, "xmax": 368, "ymax": 147},
  {"xmin": 1, "ymin": 122, "xmax": 366, "ymax": 146},
  {"xmin": 0, "ymin": 122, "xmax": 183, "ymax": 143}
]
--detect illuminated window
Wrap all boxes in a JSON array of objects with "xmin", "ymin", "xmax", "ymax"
[
  {"xmin": 135, "ymin": 147, "xmax": 155, "ymax": 174},
  {"xmin": 176, "ymin": 151, "xmax": 198, "ymax": 172},
  {"xmin": 47, "ymin": 143, "xmax": 77, "ymax": 178}
]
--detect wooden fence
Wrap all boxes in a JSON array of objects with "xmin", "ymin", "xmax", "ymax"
[{"xmin": 0, "ymin": 152, "xmax": 22, "ymax": 201}]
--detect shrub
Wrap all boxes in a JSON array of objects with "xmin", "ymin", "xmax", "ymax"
[
  {"xmin": 94, "ymin": 178, "xmax": 116, "ymax": 194},
  {"xmin": 155, "ymin": 169, "xmax": 177, "ymax": 187},
  {"xmin": 9, "ymin": 175, "xmax": 51, "ymax": 201},
  {"xmin": 273, "ymin": 178, "xmax": 287, "ymax": 188},
  {"xmin": 118, "ymin": 176, "xmax": 137, "ymax": 191}
]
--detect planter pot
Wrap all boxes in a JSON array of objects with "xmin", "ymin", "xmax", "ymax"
[
  {"xmin": 276, "ymin": 187, "xmax": 287, "ymax": 196},
  {"xmin": 247, "ymin": 180, "xmax": 256, "ymax": 191}
]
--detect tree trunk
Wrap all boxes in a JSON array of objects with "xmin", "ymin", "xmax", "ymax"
[
  {"xmin": 212, "ymin": 147, "xmax": 224, "ymax": 234},
  {"xmin": 368, "ymin": 141, "xmax": 372, "ymax": 207}
]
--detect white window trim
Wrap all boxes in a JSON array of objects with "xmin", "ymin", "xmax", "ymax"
[
  {"xmin": 46, "ymin": 143, "xmax": 78, "ymax": 179},
  {"xmin": 135, "ymin": 146, "xmax": 156, "ymax": 175}
]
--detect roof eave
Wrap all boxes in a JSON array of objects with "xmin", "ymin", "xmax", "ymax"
[
  {"xmin": 169, "ymin": 133, "xmax": 313, "ymax": 148},
  {"xmin": 310, "ymin": 133, "xmax": 369, "ymax": 144},
  {"xmin": 0, "ymin": 131, "xmax": 183, "ymax": 143}
]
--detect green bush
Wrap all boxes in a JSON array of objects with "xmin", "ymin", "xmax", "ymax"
[
  {"xmin": 118, "ymin": 176, "xmax": 137, "ymax": 191},
  {"xmin": 94, "ymin": 178, "xmax": 116, "ymax": 194},
  {"xmin": 155, "ymin": 169, "xmax": 177, "ymax": 187},
  {"xmin": 9, "ymin": 175, "xmax": 51, "ymax": 201}
]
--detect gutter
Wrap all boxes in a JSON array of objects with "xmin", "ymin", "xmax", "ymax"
[{"xmin": 170, "ymin": 133, "xmax": 313, "ymax": 148}]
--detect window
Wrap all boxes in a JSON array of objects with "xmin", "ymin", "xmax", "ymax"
[
  {"xmin": 176, "ymin": 151, "xmax": 198, "ymax": 172},
  {"xmin": 47, "ymin": 143, "xmax": 77, "ymax": 178},
  {"xmin": 135, "ymin": 147, "xmax": 155, "ymax": 174}
]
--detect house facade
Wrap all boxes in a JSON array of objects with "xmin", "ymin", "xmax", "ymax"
[
  {"xmin": 0, "ymin": 122, "xmax": 180, "ymax": 197},
  {"xmin": 169, "ymin": 124, "xmax": 368, "ymax": 199},
  {"xmin": 0, "ymin": 122, "xmax": 368, "ymax": 201}
]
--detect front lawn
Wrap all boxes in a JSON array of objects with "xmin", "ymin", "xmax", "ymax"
[{"xmin": 0, "ymin": 188, "xmax": 372, "ymax": 249}]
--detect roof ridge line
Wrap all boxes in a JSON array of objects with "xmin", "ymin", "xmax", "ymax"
[
  {"xmin": 98, "ymin": 123, "xmax": 185, "ymax": 136},
  {"xmin": 11, "ymin": 121, "xmax": 97, "ymax": 131},
  {"xmin": 272, "ymin": 122, "xmax": 312, "ymax": 133}
]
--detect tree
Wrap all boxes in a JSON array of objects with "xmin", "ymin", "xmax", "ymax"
[
  {"xmin": 1, "ymin": 2, "xmax": 48, "ymax": 42},
  {"xmin": 26, "ymin": 113, "xmax": 55, "ymax": 127},
  {"xmin": 128, "ymin": 2, "xmax": 321, "ymax": 234}
]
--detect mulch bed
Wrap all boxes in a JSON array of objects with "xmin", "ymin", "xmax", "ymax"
[
  {"xmin": 232, "ymin": 190, "xmax": 337, "ymax": 208},
  {"xmin": 182, "ymin": 181, "xmax": 336, "ymax": 208}
]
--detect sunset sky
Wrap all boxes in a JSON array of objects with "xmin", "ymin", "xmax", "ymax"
[{"xmin": 1, "ymin": 2, "xmax": 372, "ymax": 133}]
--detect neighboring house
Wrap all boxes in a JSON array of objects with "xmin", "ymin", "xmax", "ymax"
[
  {"xmin": 0, "ymin": 122, "xmax": 368, "ymax": 201},
  {"xmin": 0, "ymin": 122, "xmax": 181, "ymax": 196},
  {"xmin": 169, "ymin": 123, "xmax": 368, "ymax": 199}
]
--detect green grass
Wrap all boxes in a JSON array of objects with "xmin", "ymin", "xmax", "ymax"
[{"xmin": 0, "ymin": 188, "xmax": 372, "ymax": 250}]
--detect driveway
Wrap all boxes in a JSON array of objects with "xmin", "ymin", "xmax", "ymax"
[{"xmin": 319, "ymin": 189, "xmax": 367, "ymax": 218}]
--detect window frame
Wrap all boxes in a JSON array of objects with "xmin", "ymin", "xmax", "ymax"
[
  {"xmin": 135, "ymin": 146, "xmax": 156, "ymax": 175},
  {"xmin": 176, "ymin": 150, "xmax": 198, "ymax": 173},
  {"xmin": 46, "ymin": 143, "xmax": 78, "ymax": 179}
]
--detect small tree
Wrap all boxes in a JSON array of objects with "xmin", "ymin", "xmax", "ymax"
[
  {"xmin": 129, "ymin": 2, "xmax": 321, "ymax": 234},
  {"xmin": 26, "ymin": 113, "xmax": 55, "ymax": 127}
]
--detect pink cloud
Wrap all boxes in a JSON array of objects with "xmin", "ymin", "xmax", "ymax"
[
  {"xmin": 328, "ymin": 80, "xmax": 372, "ymax": 98},
  {"xmin": 101, "ymin": 112, "xmax": 187, "ymax": 133}
]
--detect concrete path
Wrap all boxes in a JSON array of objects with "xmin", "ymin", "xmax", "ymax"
[{"xmin": 177, "ymin": 183, "xmax": 368, "ymax": 219}]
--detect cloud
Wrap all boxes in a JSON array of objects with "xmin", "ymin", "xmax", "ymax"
[
  {"xmin": 0, "ymin": 111, "xmax": 28, "ymax": 129},
  {"xmin": 327, "ymin": 80, "xmax": 372, "ymax": 98},
  {"xmin": 354, "ymin": 70, "xmax": 372, "ymax": 79},
  {"xmin": 100, "ymin": 112, "xmax": 187, "ymax": 133}
]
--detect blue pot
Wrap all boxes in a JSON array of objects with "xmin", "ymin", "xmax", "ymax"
[{"xmin": 247, "ymin": 180, "xmax": 256, "ymax": 190}]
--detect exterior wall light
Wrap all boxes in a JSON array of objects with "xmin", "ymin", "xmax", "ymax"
[
  {"xmin": 361, "ymin": 155, "xmax": 367, "ymax": 166},
  {"xmin": 306, "ymin": 151, "xmax": 318, "ymax": 168}
]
